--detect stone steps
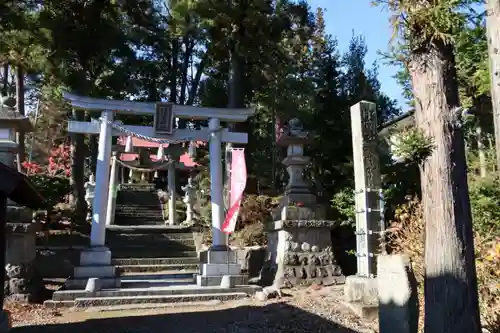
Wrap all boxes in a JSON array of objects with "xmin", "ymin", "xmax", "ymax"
[
  {"xmin": 106, "ymin": 225, "xmax": 192, "ymax": 233},
  {"xmin": 112, "ymin": 257, "xmax": 199, "ymax": 266},
  {"xmin": 119, "ymin": 270, "xmax": 198, "ymax": 279},
  {"xmin": 46, "ymin": 288, "xmax": 258, "ymax": 308},
  {"xmin": 107, "ymin": 237, "xmax": 196, "ymax": 247},
  {"xmin": 111, "ymin": 250, "xmax": 198, "ymax": 259},
  {"xmin": 116, "ymin": 263, "xmax": 199, "ymax": 274},
  {"xmin": 120, "ymin": 277, "xmax": 195, "ymax": 288},
  {"xmin": 51, "ymin": 285, "xmax": 258, "ymax": 302},
  {"xmin": 113, "ymin": 218, "xmax": 165, "ymax": 226},
  {"xmin": 108, "ymin": 243, "xmax": 196, "ymax": 255}
]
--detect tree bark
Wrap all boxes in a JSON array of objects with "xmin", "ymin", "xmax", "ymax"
[
  {"xmin": 169, "ymin": 38, "xmax": 179, "ymax": 104},
  {"xmin": 486, "ymin": 0, "xmax": 500, "ymax": 173},
  {"xmin": 15, "ymin": 67, "xmax": 25, "ymax": 172},
  {"xmin": 409, "ymin": 42, "xmax": 481, "ymax": 333},
  {"xmin": 1, "ymin": 63, "xmax": 8, "ymax": 96}
]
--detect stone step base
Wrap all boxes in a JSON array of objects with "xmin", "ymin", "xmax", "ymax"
[
  {"xmin": 51, "ymin": 285, "xmax": 260, "ymax": 302},
  {"xmin": 107, "ymin": 239, "xmax": 196, "ymax": 248},
  {"xmin": 106, "ymin": 233, "xmax": 194, "ymax": 241},
  {"xmin": 65, "ymin": 277, "xmax": 120, "ymax": 290},
  {"xmin": 121, "ymin": 277, "xmax": 195, "ymax": 288},
  {"xmin": 45, "ymin": 287, "xmax": 260, "ymax": 309},
  {"xmin": 106, "ymin": 225, "xmax": 193, "ymax": 234},
  {"xmin": 108, "ymin": 244, "xmax": 196, "ymax": 254},
  {"xmin": 196, "ymin": 274, "xmax": 249, "ymax": 287},
  {"xmin": 77, "ymin": 292, "xmax": 249, "ymax": 308},
  {"xmin": 112, "ymin": 257, "xmax": 199, "ymax": 266},
  {"xmin": 120, "ymin": 270, "xmax": 198, "ymax": 280},
  {"xmin": 111, "ymin": 250, "xmax": 198, "ymax": 259},
  {"xmin": 114, "ymin": 219, "xmax": 166, "ymax": 226},
  {"xmin": 117, "ymin": 263, "xmax": 198, "ymax": 273}
]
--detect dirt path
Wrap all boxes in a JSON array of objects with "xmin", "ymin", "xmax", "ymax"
[{"xmin": 8, "ymin": 286, "xmax": 378, "ymax": 333}]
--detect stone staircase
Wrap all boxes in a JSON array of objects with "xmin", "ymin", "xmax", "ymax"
[
  {"xmin": 114, "ymin": 183, "xmax": 165, "ymax": 226},
  {"xmin": 44, "ymin": 184, "xmax": 259, "ymax": 308}
]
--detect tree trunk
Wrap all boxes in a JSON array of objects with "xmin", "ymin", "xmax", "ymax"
[
  {"xmin": 170, "ymin": 39, "xmax": 179, "ymax": 104},
  {"xmin": 1, "ymin": 63, "xmax": 8, "ymax": 96},
  {"xmin": 409, "ymin": 42, "xmax": 481, "ymax": 333},
  {"xmin": 70, "ymin": 109, "xmax": 87, "ymax": 225},
  {"xmin": 15, "ymin": 67, "xmax": 25, "ymax": 172},
  {"xmin": 486, "ymin": 0, "xmax": 500, "ymax": 173},
  {"xmin": 186, "ymin": 52, "xmax": 208, "ymax": 106}
]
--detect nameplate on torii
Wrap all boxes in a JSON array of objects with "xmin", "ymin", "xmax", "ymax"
[
  {"xmin": 154, "ymin": 102, "xmax": 174, "ymax": 136},
  {"xmin": 68, "ymin": 121, "xmax": 249, "ymax": 144}
]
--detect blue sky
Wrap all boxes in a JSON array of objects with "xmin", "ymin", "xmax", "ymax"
[{"xmin": 307, "ymin": 0, "xmax": 406, "ymax": 109}]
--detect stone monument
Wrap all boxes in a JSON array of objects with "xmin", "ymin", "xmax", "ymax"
[
  {"xmin": 0, "ymin": 95, "xmax": 44, "ymax": 304},
  {"xmin": 343, "ymin": 101, "xmax": 385, "ymax": 318},
  {"xmin": 265, "ymin": 118, "xmax": 344, "ymax": 287}
]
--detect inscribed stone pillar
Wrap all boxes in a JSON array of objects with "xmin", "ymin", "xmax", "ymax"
[
  {"xmin": 344, "ymin": 101, "xmax": 383, "ymax": 314},
  {"xmin": 350, "ymin": 101, "xmax": 383, "ymax": 277}
]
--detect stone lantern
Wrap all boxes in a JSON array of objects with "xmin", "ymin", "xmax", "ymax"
[
  {"xmin": 0, "ymin": 95, "xmax": 33, "ymax": 168},
  {"xmin": 265, "ymin": 118, "xmax": 344, "ymax": 287},
  {"xmin": 0, "ymin": 95, "xmax": 45, "ymax": 306}
]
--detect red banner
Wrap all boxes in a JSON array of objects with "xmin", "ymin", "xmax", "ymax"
[{"xmin": 222, "ymin": 148, "xmax": 247, "ymax": 234}]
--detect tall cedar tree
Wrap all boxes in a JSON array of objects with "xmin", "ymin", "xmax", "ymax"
[{"xmin": 374, "ymin": 1, "xmax": 481, "ymax": 333}]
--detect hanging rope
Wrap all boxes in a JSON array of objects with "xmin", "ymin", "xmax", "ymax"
[
  {"xmin": 97, "ymin": 116, "xmax": 222, "ymax": 144},
  {"xmin": 115, "ymin": 158, "xmax": 173, "ymax": 172}
]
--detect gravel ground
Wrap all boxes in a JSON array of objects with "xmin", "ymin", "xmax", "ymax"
[{"xmin": 7, "ymin": 286, "xmax": 378, "ymax": 333}]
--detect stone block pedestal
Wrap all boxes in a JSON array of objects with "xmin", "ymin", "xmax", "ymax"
[
  {"xmin": 65, "ymin": 247, "xmax": 120, "ymax": 290},
  {"xmin": 4, "ymin": 219, "xmax": 45, "ymax": 303},
  {"xmin": 344, "ymin": 275, "xmax": 378, "ymax": 304},
  {"xmin": 196, "ymin": 250, "xmax": 246, "ymax": 287},
  {"xmin": 266, "ymin": 219, "xmax": 344, "ymax": 287},
  {"xmin": 377, "ymin": 255, "xmax": 419, "ymax": 333}
]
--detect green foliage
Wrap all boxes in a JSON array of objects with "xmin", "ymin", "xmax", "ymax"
[
  {"xmin": 28, "ymin": 174, "xmax": 71, "ymax": 211},
  {"xmin": 373, "ymin": 0, "xmax": 468, "ymax": 50},
  {"xmin": 388, "ymin": 126, "xmax": 435, "ymax": 164},
  {"xmin": 330, "ymin": 188, "xmax": 356, "ymax": 227},
  {"xmin": 469, "ymin": 175, "xmax": 500, "ymax": 237}
]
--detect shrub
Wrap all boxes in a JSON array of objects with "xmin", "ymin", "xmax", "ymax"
[
  {"xmin": 387, "ymin": 197, "xmax": 499, "ymax": 333},
  {"xmin": 229, "ymin": 195, "xmax": 279, "ymax": 246},
  {"xmin": 330, "ymin": 188, "xmax": 356, "ymax": 227},
  {"xmin": 28, "ymin": 174, "xmax": 71, "ymax": 213},
  {"xmin": 468, "ymin": 175, "xmax": 500, "ymax": 237}
]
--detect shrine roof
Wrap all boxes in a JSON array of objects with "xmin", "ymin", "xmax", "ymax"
[
  {"xmin": 378, "ymin": 110, "xmax": 415, "ymax": 137},
  {"xmin": 117, "ymin": 136, "xmax": 204, "ymax": 148},
  {"xmin": 0, "ymin": 162, "xmax": 44, "ymax": 209},
  {"xmin": 119, "ymin": 152, "xmax": 198, "ymax": 167},
  {"xmin": 0, "ymin": 107, "xmax": 34, "ymax": 132}
]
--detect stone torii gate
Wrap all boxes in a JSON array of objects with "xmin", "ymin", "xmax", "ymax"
[{"xmin": 64, "ymin": 92, "xmax": 254, "ymax": 286}]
